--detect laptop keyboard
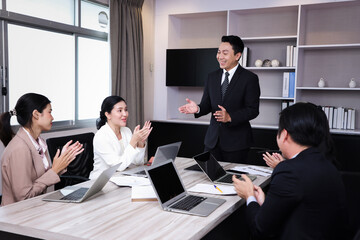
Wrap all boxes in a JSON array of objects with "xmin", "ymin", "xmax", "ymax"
[
  {"xmin": 135, "ymin": 170, "xmax": 146, "ymax": 175},
  {"xmin": 218, "ymin": 174, "xmax": 242, "ymax": 183},
  {"xmin": 171, "ymin": 195, "xmax": 206, "ymax": 211},
  {"xmin": 60, "ymin": 187, "xmax": 89, "ymax": 201}
]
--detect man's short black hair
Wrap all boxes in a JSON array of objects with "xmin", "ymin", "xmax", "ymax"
[
  {"xmin": 278, "ymin": 102, "xmax": 329, "ymax": 148},
  {"xmin": 221, "ymin": 35, "xmax": 244, "ymax": 54}
]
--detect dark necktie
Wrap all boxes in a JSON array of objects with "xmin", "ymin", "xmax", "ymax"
[{"xmin": 221, "ymin": 72, "xmax": 230, "ymax": 100}]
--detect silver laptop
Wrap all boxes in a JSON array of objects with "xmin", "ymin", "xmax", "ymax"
[
  {"xmin": 122, "ymin": 141, "xmax": 182, "ymax": 177},
  {"xmin": 42, "ymin": 163, "xmax": 120, "ymax": 203},
  {"xmin": 193, "ymin": 152, "xmax": 257, "ymax": 185},
  {"xmin": 145, "ymin": 160, "xmax": 225, "ymax": 217}
]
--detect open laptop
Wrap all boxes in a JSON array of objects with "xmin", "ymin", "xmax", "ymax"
[
  {"xmin": 193, "ymin": 151, "xmax": 257, "ymax": 185},
  {"xmin": 145, "ymin": 160, "xmax": 225, "ymax": 217},
  {"xmin": 42, "ymin": 163, "xmax": 120, "ymax": 203},
  {"xmin": 122, "ymin": 141, "xmax": 182, "ymax": 177}
]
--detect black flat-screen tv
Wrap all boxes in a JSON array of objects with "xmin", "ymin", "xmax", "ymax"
[{"xmin": 166, "ymin": 48, "xmax": 219, "ymax": 86}]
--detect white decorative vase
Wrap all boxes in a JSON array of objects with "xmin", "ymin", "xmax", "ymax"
[
  {"xmin": 255, "ymin": 59, "xmax": 263, "ymax": 67},
  {"xmin": 318, "ymin": 78, "xmax": 325, "ymax": 88},
  {"xmin": 349, "ymin": 78, "xmax": 356, "ymax": 88},
  {"xmin": 271, "ymin": 59, "xmax": 280, "ymax": 67}
]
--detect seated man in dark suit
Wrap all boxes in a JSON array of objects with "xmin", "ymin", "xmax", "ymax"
[{"xmin": 233, "ymin": 102, "xmax": 349, "ymax": 240}]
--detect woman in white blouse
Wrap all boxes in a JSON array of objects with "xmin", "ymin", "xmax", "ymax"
[{"xmin": 89, "ymin": 96, "xmax": 152, "ymax": 179}]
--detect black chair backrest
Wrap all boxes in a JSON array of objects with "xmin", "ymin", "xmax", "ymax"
[
  {"xmin": 247, "ymin": 147, "xmax": 281, "ymax": 166},
  {"xmin": 46, "ymin": 132, "xmax": 95, "ymax": 190},
  {"xmin": 341, "ymin": 171, "xmax": 360, "ymax": 239}
]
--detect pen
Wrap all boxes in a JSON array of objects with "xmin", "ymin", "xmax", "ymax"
[{"xmin": 214, "ymin": 185, "xmax": 223, "ymax": 193}]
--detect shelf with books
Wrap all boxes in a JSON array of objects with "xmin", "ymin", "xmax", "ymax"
[
  {"xmin": 296, "ymin": 90, "xmax": 359, "ymax": 132},
  {"xmin": 321, "ymin": 106, "xmax": 356, "ymax": 131},
  {"xmin": 242, "ymin": 40, "xmax": 297, "ymax": 68},
  {"xmin": 255, "ymin": 69, "xmax": 295, "ymax": 102},
  {"xmin": 295, "ymin": 1, "xmax": 360, "ymax": 133},
  {"xmin": 163, "ymin": 1, "xmax": 360, "ymax": 134}
]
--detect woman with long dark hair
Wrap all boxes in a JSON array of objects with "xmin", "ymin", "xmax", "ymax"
[
  {"xmin": 0, "ymin": 93, "xmax": 83, "ymax": 206},
  {"xmin": 89, "ymin": 96, "xmax": 152, "ymax": 179}
]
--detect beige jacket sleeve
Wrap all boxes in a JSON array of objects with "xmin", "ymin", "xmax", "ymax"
[{"xmin": 1, "ymin": 129, "xmax": 60, "ymax": 206}]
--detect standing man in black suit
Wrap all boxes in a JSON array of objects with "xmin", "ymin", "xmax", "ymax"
[
  {"xmin": 233, "ymin": 102, "xmax": 348, "ymax": 239},
  {"xmin": 178, "ymin": 35, "xmax": 260, "ymax": 163}
]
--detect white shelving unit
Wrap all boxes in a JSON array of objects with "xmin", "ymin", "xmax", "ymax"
[
  {"xmin": 166, "ymin": 1, "xmax": 360, "ymax": 134},
  {"xmin": 296, "ymin": 1, "xmax": 360, "ymax": 133},
  {"xmin": 247, "ymin": 67, "xmax": 296, "ymax": 70},
  {"xmin": 297, "ymin": 87, "xmax": 360, "ymax": 91}
]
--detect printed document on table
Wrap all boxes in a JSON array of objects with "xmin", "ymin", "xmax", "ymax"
[
  {"xmin": 188, "ymin": 184, "xmax": 236, "ymax": 195},
  {"xmin": 230, "ymin": 166, "xmax": 272, "ymax": 177},
  {"xmin": 110, "ymin": 176, "xmax": 150, "ymax": 187}
]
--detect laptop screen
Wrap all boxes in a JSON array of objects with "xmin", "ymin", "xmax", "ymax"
[
  {"xmin": 147, "ymin": 161, "xmax": 185, "ymax": 204},
  {"xmin": 154, "ymin": 142, "xmax": 181, "ymax": 163},
  {"xmin": 193, "ymin": 152, "xmax": 227, "ymax": 181}
]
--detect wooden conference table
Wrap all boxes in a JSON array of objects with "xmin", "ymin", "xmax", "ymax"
[{"xmin": 0, "ymin": 157, "xmax": 271, "ymax": 240}]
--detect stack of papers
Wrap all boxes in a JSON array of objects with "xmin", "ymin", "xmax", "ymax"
[
  {"xmin": 230, "ymin": 166, "xmax": 272, "ymax": 177},
  {"xmin": 131, "ymin": 185, "xmax": 157, "ymax": 202},
  {"xmin": 110, "ymin": 176, "xmax": 150, "ymax": 187},
  {"xmin": 110, "ymin": 176, "xmax": 156, "ymax": 202},
  {"xmin": 188, "ymin": 184, "xmax": 236, "ymax": 195}
]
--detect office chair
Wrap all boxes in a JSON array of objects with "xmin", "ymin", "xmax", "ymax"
[
  {"xmin": 354, "ymin": 228, "xmax": 360, "ymax": 240},
  {"xmin": 247, "ymin": 147, "xmax": 281, "ymax": 166},
  {"xmin": 46, "ymin": 132, "xmax": 95, "ymax": 190},
  {"xmin": 341, "ymin": 171, "xmax": 360, "ymax": 239}
]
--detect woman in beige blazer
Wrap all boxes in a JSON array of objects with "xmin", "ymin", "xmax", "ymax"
[{"xmin": 0, "ymin": 93, "xmax": 83, "ymax": 206}]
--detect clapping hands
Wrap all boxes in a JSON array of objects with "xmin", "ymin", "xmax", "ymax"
[
  {"xmin": 52, "ymin": 140, "xmax": 84, "ymax": 175},
  {"xmin": 263, "ymin": 152, "xmax": 284, "ymax": 169},
  {"xmin": 131, "ymin": 121, "xmax": 152, "ymax": 148}
]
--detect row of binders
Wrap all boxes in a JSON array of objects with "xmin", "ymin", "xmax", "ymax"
[
  {"xmin": 239, "ymin": 47, "xmax": 249, "ymax": 67},
  {"xmin": 282, "ymin": 72, "xmax": 295, "ymax": 98},
  {"xmin": 286, "ymin": 45, "xmax": 297, "ymax": 67},
  {"xmin": 321, "ymin": 106, "xmax": 356, "ymax": 130}
]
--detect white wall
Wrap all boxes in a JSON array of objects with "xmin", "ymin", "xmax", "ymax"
[{"xmin": 144, "ymin": 0, "xmax": 351, "ymax": 121}]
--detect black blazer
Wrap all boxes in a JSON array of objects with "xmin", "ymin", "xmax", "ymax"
[
  {"xmin": 195, "ymin": 65, "xmax": 260, "ymax": 151},
  {"xmin": 246, "ymin": 147, "xmax": 348, "ymax": 240}
]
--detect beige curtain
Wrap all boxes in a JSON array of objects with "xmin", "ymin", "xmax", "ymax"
[{"xmin": 110, "ymin": 0, "xmax": 144, "ymax": 130}]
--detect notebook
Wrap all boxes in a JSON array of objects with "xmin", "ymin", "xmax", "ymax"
[
  {"xmin": 193, "ymin": 151, "xmax": 257, "ymax": 185},
  {"xmin": 145, "ymin": 160, "xmax": 225, "ymax": 217},
  {"xmin": 42, "ymin": 163, "xmax": 120, "ymax": 203},
  {"xmin": 122, "ymin": 141, "xmax": 182, "ymax": 177}
]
